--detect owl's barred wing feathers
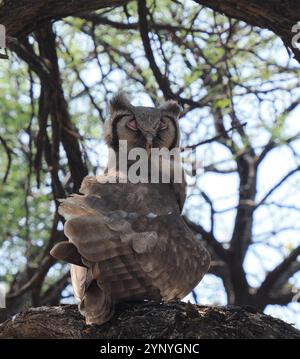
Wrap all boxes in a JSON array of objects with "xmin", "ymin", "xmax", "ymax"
[
  {"xmin": 51, "ymin": 183, "xmax": 210, "ymax": 325},
  {"xmin": 131, "ymin": 214, "xmax": 210, "ymax": 300}
]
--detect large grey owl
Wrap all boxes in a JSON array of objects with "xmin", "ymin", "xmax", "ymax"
[{"xmin": 50, "ymin": 93, "xmax": 210, "ymax": 325}]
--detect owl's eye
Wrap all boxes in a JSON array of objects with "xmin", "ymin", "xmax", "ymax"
[
  {"xmin": 127, "ymin": 119, "xmax": 138, "ymax": 131},
  {"xmin": 159, "ymin": 120, "xmax": 168, "ymax": 130}
]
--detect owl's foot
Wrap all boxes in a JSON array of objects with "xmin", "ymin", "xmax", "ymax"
[{"xmin": 80, "ymin": 280, "xmax": 115, "ymax": 326}]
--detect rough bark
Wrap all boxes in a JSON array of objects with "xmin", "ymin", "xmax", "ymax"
[
  {"xmin": 0, "ymin": 0, "xmax": 128, "ymax": 38},
  {"xmin": 0, "ymin": 302, "xmax": 299, "ymax": 339}
]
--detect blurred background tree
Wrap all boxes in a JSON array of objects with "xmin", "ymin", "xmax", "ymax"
[{"xmin": 0, "ymin": 0, "xmax": 299, "ymax": 327}]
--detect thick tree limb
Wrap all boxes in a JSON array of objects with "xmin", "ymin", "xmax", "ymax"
[
  {"xmin": 0, "ymin": 0, "xmax": 128, "ymax": 37},
  {"xmin": 0, "ymin": 302, "xmax": 299, "ymax": 339}
]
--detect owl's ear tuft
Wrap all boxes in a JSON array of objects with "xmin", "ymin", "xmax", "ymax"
[
  {"xmin": 109, "ymin": 92, "xmax": 132, "ymax": 113},
  {"xmin": 160, "ymin": 100, "xmax": 182, "ymax": 119},
  {"xmin": 105, "ymin": 92, "xmax": 132, "ymax": 147}
]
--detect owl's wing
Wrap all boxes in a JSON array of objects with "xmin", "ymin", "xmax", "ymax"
[
  {"xmin": 131, "ymin": 213, "xmax": 210, "ymax": 301},
  {"xmin": 54, "ymin": 194, "xmax": 161, "ymax": 324},
  {"xmin": 52, "ymin": 190, "xmax": 210, "ymax": 324},
  {"xmin": 51, "ymin": 229, "xmax": 116, "ymax": 324},
  {"xmin": 57, "ymin": 193, "xmax": 209, "ymax": 300},
  {"xmin": 50, "ymin": 241, "xmax": 85, "ymax": 267}
]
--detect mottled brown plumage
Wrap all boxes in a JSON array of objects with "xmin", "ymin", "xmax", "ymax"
[{"xmin": 50, "ymin": 93, "xmax": 210, "ymax": 325}]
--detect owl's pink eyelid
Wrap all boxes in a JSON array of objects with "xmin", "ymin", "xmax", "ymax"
[
  {"xmin": 159, "ymin": 120, "xmax": 168, "ymax": 130},
  {"xmin": 127, "ymin": 119, "xmax": 138, "ymax": 131}
]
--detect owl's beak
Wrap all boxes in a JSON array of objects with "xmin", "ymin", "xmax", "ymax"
[{"xmin": 145, "ymin": 134, "xmax": 153, "ymax": 156}]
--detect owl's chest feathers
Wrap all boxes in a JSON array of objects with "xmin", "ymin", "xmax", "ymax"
[
  {"xmin": 83, "ymin": 177, "xmax": 180, "ymax": 216},
  {"xmin": 114, "ymin": 182, "xmax": 179, "ymax": 215}
]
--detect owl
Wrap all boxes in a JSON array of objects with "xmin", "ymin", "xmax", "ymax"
[{"xmin": 50, "ymin": 93, "xmax": 210, "ymax": 325}]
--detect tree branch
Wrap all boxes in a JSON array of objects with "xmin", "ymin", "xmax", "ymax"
[
  {"xmin": 137, "ymin": 0, "xmax": 174, "ymax": 99},
  {"xmin": 255, "ymin": 166, "xmax": 300, "ymax": 209},
  {"xmin": 1, "ymin": 303, "xmax": 299, "ymax": 339},
  {"xmin": 257, "ymin": 245, "xmax": 300, "ymax": 300},
  {"xmin": 194, "ymin": 0, "xmax": 300, "ymax": 63},
  {"xmin": 1, "ymin": 0, "xmax": 128, "ymax": 37}
]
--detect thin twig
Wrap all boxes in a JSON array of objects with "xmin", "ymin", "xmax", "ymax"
[{"xmin": 181, "ymin": 122, "xmax": 247, "ymax": 151}]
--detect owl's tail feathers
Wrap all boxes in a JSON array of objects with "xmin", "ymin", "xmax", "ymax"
[
  {"xmin": 50, "ymin": 241, "xmax": 86, "ymax": 267},
  {"xmin": 79, "ymin": 280, "xmax": 114, "ymax": 325}
]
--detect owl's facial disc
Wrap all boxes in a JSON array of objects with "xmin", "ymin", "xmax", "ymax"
[
  {"xmin": 112, "ymin": 104, "xmax": 178, "ymax": 156},
  {"xmin": 126, "ymin": 119, "xmax": 154, "ymax": 155},
  {"xmin": 126, "ymin": 117, "xmax": 168, "ymax": 155},
  {"xmin": 126, "ymin": 118, "xmax": 167, "ymax": 133}
]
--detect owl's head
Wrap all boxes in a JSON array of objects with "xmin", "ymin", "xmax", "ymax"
[{"xmin": 105, "ymin": 92, "xmax": 181, "ymax": 154}]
